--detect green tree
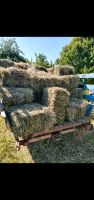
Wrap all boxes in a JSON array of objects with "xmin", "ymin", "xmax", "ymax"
[
  {"xmin": 56, "ymin": 37, "xmax": 94, "ymax": 73},
  {"xmin": 35, "ymin": 53, "xmax": 49, "ymax": 67},
  {"xmin": 49, "ymin": 60, "xmax": 54, "ymax": 68},
  {"xmin": 0, "ymin": 38, "xmax": 26, "ymax": 62}
]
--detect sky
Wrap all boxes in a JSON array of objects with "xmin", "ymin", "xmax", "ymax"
[{"xmin": 0, "ymin": 37, "xmax": 73, "ymax": 63}]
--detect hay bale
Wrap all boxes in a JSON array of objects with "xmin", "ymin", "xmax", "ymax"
[
  {"xmin": 47, "ymin": 67, "xmax": 54, "ymax": 74},
  {"xmin": 2, "ymin": 67, "xmax": 79, "ymax": 89},
  {"xmin": 0, "ymin": 59, "xmax": 15, "ymax": 68},
  {"xmin": 56, "ymin": 75, "xmax": 79, "ymax": 92},
  {"xmin": 53, "ymin": 65, "xmax": 75, "ymax": 76},
  {"xmin": 1, "ymin": 67, "xmax": 30, "ymax": 87},
  {"xmin": 0, "ymin": 67, "xmax": 7, "ymax": 86},
  {"xmin": 66, "ymin": 98, "xmax": 88, "ymax": 121},
  {"xmin": 42, "ymin": 87, "xmax": 70, "ymax": 124},
  {"xmin": 1, "ymin": 87, "xmax": 34, "ymax": 109},
  {"xmin": 15, "ymin": 62, "xmax": 31, "ymax": 70},
  {"xmin": 27, "ymin": 67, "xmax": 48, "ymax": 77},
  {"xmin": 7, "ymin": 103, "xmax": 56, "ymax": 138},
  {"xmin": 70, "ymin": 88, "xmax": 83, "ymax": 99}
]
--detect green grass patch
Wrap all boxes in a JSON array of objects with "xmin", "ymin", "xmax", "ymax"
[{"xmin": 0, "ymin": 117, "xmax": 33, "ymax": 163}]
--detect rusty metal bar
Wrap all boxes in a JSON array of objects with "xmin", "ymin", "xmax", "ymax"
[
  {"xmin": 19, "ymin": 128, "xmax": 75, "ymax": 146},
  {"xmin": 16, "ymin": 118, "xmax": 91, "ymax": 149},
  {"xmin": 22, "ymin": 118, "xmax": 91, "ymax": 141}
]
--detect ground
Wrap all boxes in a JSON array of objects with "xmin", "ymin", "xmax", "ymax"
[
  {"xmin": 0, "ymin": 116, "xmax": 94, "ymax": 163},
  {"xmin": 0, "ymin": 117, "xmax": 33, "ymax": 163}
]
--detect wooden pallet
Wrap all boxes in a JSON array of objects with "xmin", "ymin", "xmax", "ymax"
[{"xmin": 16, "ymin": 118, "xmax": 92, "ymax": 150}]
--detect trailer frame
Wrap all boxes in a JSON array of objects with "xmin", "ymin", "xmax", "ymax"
[{"xmin": 15, "ymin": 118, "xmax": 93, "ymax": 150}]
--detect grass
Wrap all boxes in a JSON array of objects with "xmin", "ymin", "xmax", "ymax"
[
  {"xmin": 28, "ymin": 129, "xmax": 94, "ymax": 163},
  {"xmin": 0, "ymin": 116, "xmax": 33, "ymax": 163},
  {"xmin": 0, "ymin": 116, "xmax": 94, "ymax": 163}
]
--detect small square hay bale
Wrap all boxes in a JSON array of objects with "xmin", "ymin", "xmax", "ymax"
[
  {"xmin": 65, "ymin": 101, "xmax": 78, "ymax": 121},
  {"xmin": 8, "ymin": 103, "xmax": 56, "ymax": 138},
  {"xmin": 53, "ymin": 65, "xmax": 75, "ymax": 76},
  {"xmin": 42, "ymin": 87, "xmax": 70, "ymax": 124},
  {"xmin": 65, "ymin": 98, "xmax": 88, "ymax": 121},
  {"xmin": 1, "ymin": 87, "xmax": 34, "ymax": 109},
  {"xmin": 77, "ymin": 100, "xmax": 88, "ymax": 118}
]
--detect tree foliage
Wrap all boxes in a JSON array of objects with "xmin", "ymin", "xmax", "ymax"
[
  {"xmin": 56, "ymin": 37, "xmax": 94, "ymax": 73},
  {"xmin": 0, "ymin": 38, "xmax": 26, "ymax": 62},
  {"xmin": 35, "ymin": 53, "xmax": 49, "ymax": 67}
]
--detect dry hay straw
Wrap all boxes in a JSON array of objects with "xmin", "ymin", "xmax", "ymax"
[
  {"xmin": 14, "ymin": 62, "xmax": 31, "ymax": 70},
  {"xmin": 0, "ymin": 67, "xmax": 80, "ymax": 101},
  {"xmin": 30, "ymin": 65, "xmax": 48, "ymax": 73},
  {"xmin": 0, "ymin": 59, "xmax": 15, "ymax": 68},
  {"xmin": 1, "ymin": 67, "xmax": 31, "ymax": 87},
  {"xmin": 65, "ymin": 98, "xmax": 88, "ymax": 122},
  {"xmin": 0, "ymin": 59, "xmax": 31, "ymax": 70},
  {"xmin": 2, "ymin": 67, "xmax": 79, "ymax": 90},
  {"xmin": 52, "ymin": 65, "xmax": 75, "ymax": 76},
  {"xmin": 0, "ymin": 67, "xmax": 7, "ymax": 86},
  {"xmin": 42, "ymin": 87, "xmax": 70, "ymax": 125},
  {"xmin": 1, "ymin": 87, "xmax": 34, "ymax": 109},
  {"xmin": 7, "ymin": 103, "xmax": 56, "ymax": 138},
  {"xmin": 90, "ymin": 107, "xmax": 94, "ymax": 119},
  {"xmin": 70, "ymin": 88, "xmax": 83, "ymax": 99},
  {"xmin": 47, "ymin": 67, "xmax": 54, "ymax": 74},
  {"xmin": 27, "ymin": 66, "xmax": 48, "ymax": 77}
]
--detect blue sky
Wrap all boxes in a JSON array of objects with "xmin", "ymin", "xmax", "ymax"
[{"xmin": 0, "ymin": 37, "xmax": 73, "ymax": 63}]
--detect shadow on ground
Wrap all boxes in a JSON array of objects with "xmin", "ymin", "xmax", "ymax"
[{"xmin": 27, "ymin": 131, "xmax": 94, "ymax": 163}]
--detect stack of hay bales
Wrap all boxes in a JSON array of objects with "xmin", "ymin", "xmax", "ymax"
[
  {"xmin": 0, "ymin": 67, "xmax": 80, "ymax": 92},
  {"xmin": 49, "ymin": 65, "xmax": 75, "ymax": 76},
  {"xmin": 0, "ymin": 59, "xmax": 89, "ymax": 139},
  {"xmin": 65, "ymin": 98, "xmax": 88, "ymax": 122},
  {"xmin": 0, "ymin": 66, "xmax": 80, "ymax": 106},
  {"xmin": 1, "ymin": 87, "xmax": 34, "ymax": 109},
  {"xmin": 7, "ymin": 103, "xmax": 56, "ymax": 138},
  {"xmin": 42, "ymin": 87, "xmax": 70, "ymax": 124}
]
